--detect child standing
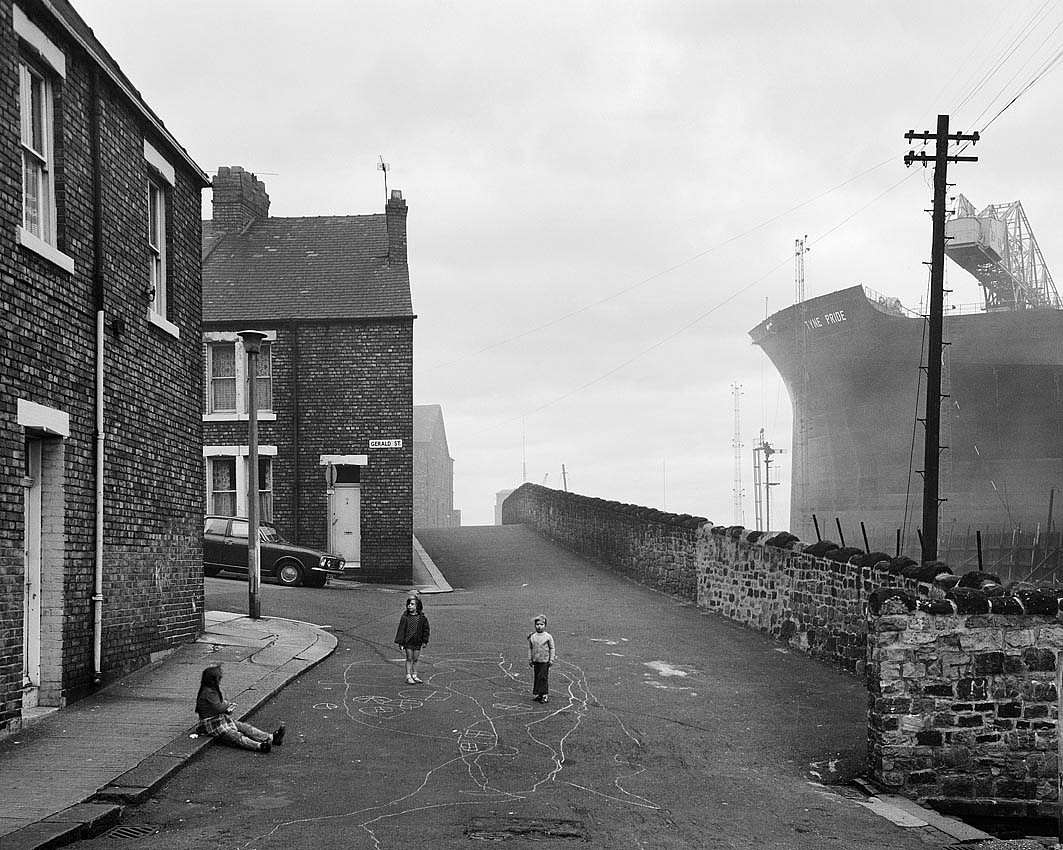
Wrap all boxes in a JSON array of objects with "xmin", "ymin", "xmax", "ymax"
[
  {"xmin": 395, "ymin": 594, "xmax": 430, "ymax": 684},
  {"xmin": 527, "ymin": 614, "xmax": 556, "ymax": 703}
]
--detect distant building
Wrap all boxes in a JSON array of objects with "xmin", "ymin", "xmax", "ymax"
[
  {"xmin": 201, "ymin": 167, "xmax": 415, "ymax": 583},
  {"xmin": 413, "ymin": 405, "xmax": 459, "ymax": 528},
  {"xmin": 1, "ymin": 0, "xmax": 210, "ymax": 735},
  {"xmin": 495, "ymin": 490, "xmax": 515, "ymax": 525}
]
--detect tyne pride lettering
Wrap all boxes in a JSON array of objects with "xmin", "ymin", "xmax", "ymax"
[{"xmin": 803, "ymin": 309, "xmax": 847, "ymax": 330}]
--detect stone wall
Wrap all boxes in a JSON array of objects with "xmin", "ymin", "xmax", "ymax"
[
  {"xmin": 868, "ymin": 588, "xmax": 1063, "ymax": 820},
  {"xmin": 505, "ymin": 485, "xmax": 1063, "ymax": 819},
  {"xmin": 501, "ymin": 484, "xmax": 706, "ymax": 599}
]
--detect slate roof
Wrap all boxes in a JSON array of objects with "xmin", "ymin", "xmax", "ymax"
[{"xmin": 201, "ymin": 215, "xmax": 414, "ymax": 322}]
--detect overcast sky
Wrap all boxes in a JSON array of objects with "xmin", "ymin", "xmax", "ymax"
[{"xmin": 76, "ymin": 0, "xmax": 1063, "ymax": 527}]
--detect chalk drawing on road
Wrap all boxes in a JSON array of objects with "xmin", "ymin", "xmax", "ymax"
[
  {"xmin": 239, "ymin": 650, "xmax": 662, "ymax": 850},
  {"xmin": 312, "ymin": 702, "xmax": 339, "ymax": 710},
  {"xmin": 589, "ymin": 638, "xmax": 619, "ymax": 645},
  {"xmin": 644, "ymin": 660, "xmax": 698, "ymax": 677}
]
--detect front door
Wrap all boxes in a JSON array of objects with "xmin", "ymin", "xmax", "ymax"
[
  {"xmin": 22, "ymin": 438, "xmax": 42, "ymax": 708},
  {"xmin": 331, "ymin": 484, "xmax": 361, "ymax": 564}
]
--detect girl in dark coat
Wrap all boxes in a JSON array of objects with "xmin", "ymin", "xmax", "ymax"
[
  {"xmin": 195, "ymin": 664, "xmax": 284, "ymax": 752},
  {"xmin": 394, "ymin": 594, "xmax": 430, "ymax": 684}
]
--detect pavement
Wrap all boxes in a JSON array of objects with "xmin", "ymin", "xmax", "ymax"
[{"xmin": 0, "ymin": 545, "xmax": 451, "ymax": 850}]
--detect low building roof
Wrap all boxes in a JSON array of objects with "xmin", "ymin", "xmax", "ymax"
[{"xmin": 201, "ymin": 215, "xmax": 414, "ymax": 322}]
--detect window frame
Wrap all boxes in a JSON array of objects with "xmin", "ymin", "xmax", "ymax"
[
  {"xmin": 203, "ymin": 446, "xmax": 278, "ymax": 519},
  {"xmin": 203, "ymin": 332, "xmax": 278, "ymax": 421},
  {"xmin": 13, "ymin": 5, "xmax": 72, "ymax": 273},
  {"xmin": 143, "ymin": 140, "xmax": 178, "ymax": 337},
  {"xmin": 147, "ymin": 176, "xmax": 167, "ymax": 317}
]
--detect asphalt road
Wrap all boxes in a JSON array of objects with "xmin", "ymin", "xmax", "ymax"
[{"xmin": 67, "ymin": 524, "xmax": 947, "ymax": 849}]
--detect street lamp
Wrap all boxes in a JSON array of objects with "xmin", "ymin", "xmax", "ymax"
[{"xmin": 238, "ymin": 329, "xmax": 268, "ymax": 620}]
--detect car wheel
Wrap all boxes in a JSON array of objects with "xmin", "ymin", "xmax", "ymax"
[
  {"xmin": 306, "ymin": 573, "xmax": 328, "ymax": 588},
  {"xmin": 204, "ymin": 566, "xmax": 221, "ymax": 577},
  {"xmin": 276, "ymin": 560, "xmax": 305, "ymax": 587}
]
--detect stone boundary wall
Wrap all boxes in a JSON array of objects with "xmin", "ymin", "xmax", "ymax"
[
  {"xmin": 504, "ymin": 484, "xmax": 1063, "ymax": 818},
  {"xmin": 500, "ymin": 484, "xmax": 706, "ymax": 599},
  {"xmin": 868, "ymin": 588, "xmax": 1063, "ymax": 820}
]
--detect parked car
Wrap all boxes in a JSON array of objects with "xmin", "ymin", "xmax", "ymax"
[{"xmin": 203, "ymin": 515, "xmax": 349, "ymax": 588}]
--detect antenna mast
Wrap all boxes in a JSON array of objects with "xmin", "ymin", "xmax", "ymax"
[
  {"xmin": 731, "ymin": 383, "xmax": 745, "ymax": 525},
  {"xmin": 377, "ymin": 155, "xmax": 390, "ymax": 201}
]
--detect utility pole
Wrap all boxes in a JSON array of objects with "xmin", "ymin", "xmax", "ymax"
[
  {"xmin": 753, "ymin": 428, "xmax": 783, "ymax": 531},
  {"xmin": 731, "ymin": 383, "xmax": 744, "ymax": 525},
  {"xmin": 904, "ymin": 115, "xmax": 978, "ymax": 562},
  {"xmin": 561, "ymin": 464, "xmax": 568, "ymax": 492}
]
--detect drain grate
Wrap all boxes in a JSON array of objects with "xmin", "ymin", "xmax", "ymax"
[
  {"xmin": 104, "ymin": 824, "xmax": 156, "ymax": 840},
  {"xmin": 466, "ymin": 816, "xmax": 585, "ymax": 841}
]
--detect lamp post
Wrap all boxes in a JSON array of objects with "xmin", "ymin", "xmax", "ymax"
[{"xmin": 238, "ymin": 330, "xmax": 268, "ymax": 620}]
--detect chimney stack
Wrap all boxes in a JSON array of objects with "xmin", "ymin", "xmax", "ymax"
[
  {"xmin": 386, "ymin": 189, "xmax": 407, "ymax": 267},
  {"xmin": 211, "ymin": 166, "xmax": 270, "ymax": 233}
]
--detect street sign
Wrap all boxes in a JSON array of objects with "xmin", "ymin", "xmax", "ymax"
[{"xmin": 369, "ymin": 439, "xmax": 402, "ymax": 449}]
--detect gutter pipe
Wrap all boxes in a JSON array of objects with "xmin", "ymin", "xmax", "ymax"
[{"xmin": 90, "ymin": 67, "xmax": 105, "ymax": 686}]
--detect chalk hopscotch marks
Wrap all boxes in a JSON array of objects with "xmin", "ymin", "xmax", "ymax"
[{"xmin": 238, "ymin": 651, "xmax": 661, "ymax": 850}]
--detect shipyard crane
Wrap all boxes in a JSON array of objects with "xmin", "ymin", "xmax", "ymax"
[{"xmin": 944, "ymin": 195, "xmax": 1060, "ymax": 310}]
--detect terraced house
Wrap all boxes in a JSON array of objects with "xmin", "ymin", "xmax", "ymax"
[
  {"xmin": 0, "ymin": 0, "xmax": 209, "ymax": 735},
  {"xmin": 201, "ymin": 167, "xmax": 415, "ymax": 583}
]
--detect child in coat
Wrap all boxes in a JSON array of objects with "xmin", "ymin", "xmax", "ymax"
[
  {"xmin": 395, "ymin": 594, "xmax": 430, "ymax": 684},
  {"xmin": 527, "ymin": 614, "xmax": 556, "ymax": 703},
  {"xmin": 195, "ymin": 664, "xmax": 284, "ymax": 752}
]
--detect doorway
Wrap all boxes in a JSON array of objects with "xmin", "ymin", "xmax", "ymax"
[
  {"xmin": 22, "ymin": 437, "xmax": 42, "ymax": 709},
  {"xmin": 331, "ymin": 484, "xmax": 361, "ymax": 564}
]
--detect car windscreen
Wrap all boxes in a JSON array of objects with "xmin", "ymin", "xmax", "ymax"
[{"xmin": 259, "ymin": 527, "xmax": 284, "ymax": 543}]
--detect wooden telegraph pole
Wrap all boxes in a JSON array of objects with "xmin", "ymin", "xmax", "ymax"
[{"xmin": 903, "ymin": 115, "xmax": 978, "ymax": 563}]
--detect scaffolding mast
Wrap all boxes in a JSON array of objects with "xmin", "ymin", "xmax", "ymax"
[
  {"xmin": 793, "ymin": 237, "xmax": 810, "ymax": 534},
  {"xmin": 731, "ymin": 383, "xmax": 744, "ymax": 525}
]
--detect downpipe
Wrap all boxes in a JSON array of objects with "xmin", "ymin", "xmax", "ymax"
[
  {"xmin": 93, "ymin": 311, "xmax": 104, "ymax": 686},
  {"xmin": 91, "ymin": 67, "xmax": 105, "ymax": 687}
]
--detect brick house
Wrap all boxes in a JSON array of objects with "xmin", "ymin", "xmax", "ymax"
[
  {"xmin": 1, "ymin": 0, "xmax": 209, "ymax": 734},
  {"xmin": 201, "ymin": 167, "xmax": 415, "ymax": 583},
  {"xmin": 413, "ymin": 404, "xmax": 459, "ymax": 528}
]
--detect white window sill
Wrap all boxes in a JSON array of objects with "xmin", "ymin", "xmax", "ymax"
[
  {"xmin": 17, "ymin": 226, "xmax": 74, "ymax": 274},
  {"xmin": 203, "ymin": 412, "xmax": 277, "ymax": 422},
  {"xmin": 148, "ymin": 309, "xmax": 180, "ymax": 338}
]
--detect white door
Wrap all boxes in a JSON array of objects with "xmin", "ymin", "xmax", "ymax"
[
  {"xmin": 331, "ymin": 484, "xmax": 361, "ymax": 564},
  {"xmin": 22, "ymin": 438, "xmax": 42, "ymax": 707}
]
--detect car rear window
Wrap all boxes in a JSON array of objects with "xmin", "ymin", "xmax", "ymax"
[{"xmin": 204, "ymin": 517, "xmax": 229, "ymax": 535}]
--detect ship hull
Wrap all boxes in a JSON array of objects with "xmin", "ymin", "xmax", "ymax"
[{"xmin": 750, "ymin": 286, "xmax": 1063, "ymax": 553}]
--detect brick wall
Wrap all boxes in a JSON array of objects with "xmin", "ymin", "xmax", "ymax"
[
  {"xmin": 0, "ymin": 0, "xmax": 205, "ymax": 733},
  {"xmin": 203, "ymin": 318, "xmax": 414, "ymax": 582}
]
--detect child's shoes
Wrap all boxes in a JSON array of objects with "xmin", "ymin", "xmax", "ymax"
[
  {"xmin": 406, "ymin": 675, "xmax": 415, "ymax": 684},
  {"xmin": 412, "ymin": 675, "xmax": 423, "ymax": 683},
  {"xmin": 541, "ymin": 694, "xmax": 549, "ymax": 704}
]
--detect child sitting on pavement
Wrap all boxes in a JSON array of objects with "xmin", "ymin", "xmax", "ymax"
[{"xmin": 195, "ymin": 664, "xmax": 284, "ymax": 753}]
